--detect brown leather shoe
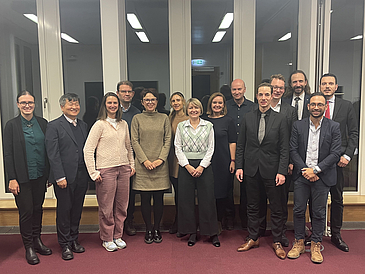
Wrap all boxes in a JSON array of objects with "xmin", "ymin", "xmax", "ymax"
[
  {"xmin": 272, "ymin": 242, "xmax": 286, "ymax": 259},
  {"xmin": 237, "ymin": 238, "xmax": 259, "ymax": 252},
  {"xmin": 287, "ymin": 239, "xmax": 305, "ymax": 259},
  {"xmin": 311, "ymin": 241, "xmax": 323, "ymax": 264}
]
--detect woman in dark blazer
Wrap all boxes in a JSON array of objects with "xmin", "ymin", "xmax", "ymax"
[{"xmin": 4, "ymin": 91, "xmax": 51, "ymax": 265}]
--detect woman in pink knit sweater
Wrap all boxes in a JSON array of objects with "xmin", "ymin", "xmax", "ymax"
[{"xmin": 84, "ymin": 92, "xmax": 135, "ymax": 252}]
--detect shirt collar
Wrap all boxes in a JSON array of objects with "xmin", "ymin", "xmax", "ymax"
[
  {"xmin": 63, "ymin": 114, "xmax": 77, "ymax": 124},
  {"xmin": 309, "ymin": 116, "xmax": 324, "ymax": 130},
  {"xmin": 327, "ymin": 95, "xmax": 335, "ymax": 103},
  {"xmin": 121, "ymin": 103, "xmax": 131, "ymax": 113},
  {"xmin": 184, "ymin": 118, "xmax": 207, "ymax": 128}
]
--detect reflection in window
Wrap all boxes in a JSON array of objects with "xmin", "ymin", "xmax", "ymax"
[
  {"xmin": 329, "ymin": 0, "xmax": 363, "ymax": 191},
  {"xmin": 191, "ymin": 0, "xmax": 233, "ymax": 109},
  {"xmin": 255, "ymin": 0, "xmax": 299, "ymax": 85},
  {"xmin": 126, "ymin": 0, "xmax": 170, "ymax": 112},
  {"xmin": 59, "ymin": 0, "xmax": 103, "ymax": 194}
]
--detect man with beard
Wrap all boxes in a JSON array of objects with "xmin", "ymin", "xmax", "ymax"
[
  {"xmin": 283, "ymin": 70, "xmax": 311, "ymax": 120},
  {"xmin": 288, "ymin": 92, "xmax": 341, "ymax": 264},
  {"xmin": 270, "ymin": 74, "xmax": 298, "ymax": 247},
  {"xmin": 236, "ymin": 83, "xmax": 289, "ymax": 259},
  {"xmin": 319, "ymin": 73, "xmax": 358, "ymax": 252},
  {"xmin": 226, "ymin": 79, "xmax": 255, "ymax": 230}
]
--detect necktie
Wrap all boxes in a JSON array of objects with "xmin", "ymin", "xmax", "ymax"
[
  {"xmin": 294, "ymin": 96, "xmax": 300, "ymax": 110},
  {"xmin": 258, "ymin": 113, "xmax": 266, "ymax": 144},
  {"xmin": 325, "ymin": 100, "xmax": 330, "ymax": 119},
  {"xmin": 72, "ymin": 120, "xmax": 77, "ymax": 127}
]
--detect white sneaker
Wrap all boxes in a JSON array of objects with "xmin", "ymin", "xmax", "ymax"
[
  {"xmin": 114, "ymin": 238, "xmax": 127, "ymax": 249},
  {"xmin": 102, "ymin": 241, "xmax": 118, "ymax": 252}
]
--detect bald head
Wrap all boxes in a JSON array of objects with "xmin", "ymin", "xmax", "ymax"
[{"xmin": 231, "ymin": 79, "xmax": 246, "ymax": 105}]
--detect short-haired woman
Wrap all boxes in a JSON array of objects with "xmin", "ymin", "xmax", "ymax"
[{"xmin": 175, "ymin": 98, "xmax": 220, "ymax": 247}]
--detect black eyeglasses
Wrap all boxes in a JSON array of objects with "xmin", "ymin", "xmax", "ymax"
[
  {"xmin": 19, "ymin": 101, "xmax": 35, "ymax": 106},
  {"xmin": 119, "ymin": 90, "xmax": 133, "ymax": 94},
  {"xmin": 143, "ymin": 98, "xmax": 156, "ymax": 103}
]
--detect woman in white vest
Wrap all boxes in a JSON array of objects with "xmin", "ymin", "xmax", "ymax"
[{"xmin": 174, "ymin": 98, "xmax": 220, "ymax": 247}]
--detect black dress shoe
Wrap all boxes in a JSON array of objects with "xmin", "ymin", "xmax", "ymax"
[
  {"xmin": 145, "ymin": 230, "xmax": 153, "ymax": 244},
  {"xmin": 61, "ymin": 245, "xmax": 74, "ymax": 260},
  {"xmin": 71, "ymin": 240, "xmax": 85, "ymax": 253},
  {"xmin": 26, "ymin": 247, "xmax": 40, "ymax": 265},
  {"xmin": 210, "ymin": 235, "xmax": 220, "ymax": 247},
  {"xmin": 153, "ymin": 230, "xmax": 162, "ymax": 243},
  {"xmin": 188, "ymin": 233, "xmax": 197, "ymax": 246},
  {"xmin": 331, "ymin": 236, "xmax": 349, "ymax": 252},
  {"xmin": 281, "ymin": 234, "xmax": 289, "ymax": 247},
  {"xmin": 33, "ymin": 237, "xmax": 52, "ymax": 255}
]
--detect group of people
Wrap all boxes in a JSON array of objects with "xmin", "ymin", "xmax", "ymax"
[{"xmin": 4, "ymin": 70, "xmax": 358, "ymax": 265}]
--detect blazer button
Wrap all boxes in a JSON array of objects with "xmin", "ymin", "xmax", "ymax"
[{"xmin": 76, "ymin": 150, "xmax": 78, "ymax": 153}]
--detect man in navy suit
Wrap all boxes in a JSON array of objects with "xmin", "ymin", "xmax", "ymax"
[
  {"xmin": 45, "ymin": 93, "xmax": 88, "ymax": 260},
  {"xmin": 282, "ymin": 70, "xmax": 311, "ymax": 120},
  {"xmin": 236, "ymin": 83, "xmax": 289, "ymax": 259},
  {"xmin": 320, "ymin": 73, "xmax": 358, "ymax": 252},
  {"xmin": 287, "ymin": 92, "xmax": 341, "ymax": 264}
]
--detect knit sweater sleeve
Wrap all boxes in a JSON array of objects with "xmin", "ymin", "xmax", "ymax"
[
  {"xmin": 158, "ymin": 115, "xmax": 172, "ymax": 162},
  {"xmin": 83, "ymin": 121, "xmax": 103, "ymax": 181},
  {"xmin": 124, "ymin": 122, "xmax": 135, "ymax": 169}
]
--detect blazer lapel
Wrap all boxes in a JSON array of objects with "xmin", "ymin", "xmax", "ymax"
[
  {"xmin": 15, "ymin": 115, "xmax": 27, "ymax": 159},
  {"xmin": 319, "ymin": 118, "xmax": 329, "ymax": 148},
  {"xmin": 60, "ymin": 116, "xmax": 77, "ymax": 145},
  {"xmin": 263, "ymin": 111, "xmax": 275, "ymax": 142},
  {"xmin": 303, "ymin": 118, "xmax": 310, "ymax": 153},
  {"xmin": 332, "ymin": 98, "xmax": 341, "ymax": 120},
  {"xmin": 252, "ymin": 109, "xmax": 259, "ymax": 144}
]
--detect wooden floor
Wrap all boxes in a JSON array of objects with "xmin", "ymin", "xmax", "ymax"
[{"xmin": 1, "ymin": 195, "xmax": 365, "ymax": 227}]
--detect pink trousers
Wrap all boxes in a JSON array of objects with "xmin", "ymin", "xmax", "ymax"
[{"xmin": 96, "ymin": 165, "xmax": 130, "ymax": 242}]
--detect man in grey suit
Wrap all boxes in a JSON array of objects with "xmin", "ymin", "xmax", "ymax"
[
  {"xmin": 282, "ymin": 70, "xmax": 311, "ymax": 120},
  {"xmin": 45, "ymin": 93, "xmax": 88, "ymax": 260},
  {"xmin": 236, "ymin": 83, "xmax": 289, "ymax": 259},
  {"xmin": 288, "ymin": 92, "xmax": 341, "ymax": 264},
  {"xmin": 320, "ymin": 73, "xmax": 359, "ymax": 252},
  {"xmin": 270, "ymin": 74, "xmax": 298, "ymax": 247}
]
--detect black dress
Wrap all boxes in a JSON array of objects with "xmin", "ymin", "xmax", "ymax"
[{"xmin": 206, "ymin": 115, "xmax": 237, "ymax": 199}]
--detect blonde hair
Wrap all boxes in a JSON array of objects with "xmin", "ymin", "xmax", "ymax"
[
  {"xmin": 169, "ymin": 91, "xmax": 186, "ymax": 119},
  {"xmin": 185, "ymin": 98, "xmax": 203, "ymax": 116}
]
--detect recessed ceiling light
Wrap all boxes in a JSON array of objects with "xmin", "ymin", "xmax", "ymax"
[
  {"xmin": 23, "ymin": 13, "xmax": 38, "ymax": 24},
  {"xmin": 136, "ymin": 32, "xmax": 149, "ymax": 43},
  {"xmin": 127, "ymin": 13, "xmax": 143, "ymax": 29},
  {"xmin": 350, "ymin": 35, "xmax": 363, "ymax": 40},
  {"xmin": 212, "ymin": 31, "xmax": 226, "ymax": 42},
  {"xmin": 278, "ymin": 32, "xmax": 291, "ymax": 41},
  {"xmin": 61, "ymin": 33, "xmax": 79, "ymax": 43},
  {"xmin": 219, "ymin": 13, "xmax": 233, "ymax": 29}
]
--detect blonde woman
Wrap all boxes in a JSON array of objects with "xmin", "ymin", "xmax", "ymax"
[{"xmin": 175, "ymin": 98, "xmax": 220, "ymax": 247}]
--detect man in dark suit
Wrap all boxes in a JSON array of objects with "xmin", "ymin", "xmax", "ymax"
[
  {"xmin": 282, "ymin": 70, "xmax": 311, "ymax": 120},
  {"xmin": 236, "ymin": 83, "xmax": 289, "ymax": 260},
  {"xmin": 288, "ymin": 92, "xmax": 341, "ymax": 264},
  {"xmin": 320, "ymin": 73, "xmax": 358, "ymax": 252},
  {"xmin": 270, "ymin": 74, "xmax": 298, "ymax": 247},
  {"xmin": 45, "ymin": 93, "xmax": 88, "ymax": 260}
]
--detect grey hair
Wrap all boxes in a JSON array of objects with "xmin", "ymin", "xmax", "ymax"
[{"xmin": 59, "ymin": 93, "xmax": 80, "ymax": 106}]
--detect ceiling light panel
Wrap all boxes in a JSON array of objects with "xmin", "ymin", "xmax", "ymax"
[
  {"xmin": 61, "ymin": 33, "xmax": 79, "ymax": 43},
  {"xmin": 350, "ymin": 35, "xmax": 363, "ymax": 40},
  {"xmin": 212, "ymin": 31, "xmax": 226, "ymax": 42},
  {"xmin": 278, "ymin": 32, "xmax": 291, "ymax": 41},
  {"xmin": 23, "ymin": 14, "xmax": 38, "ymax": 24},
  {"xmin": 219, "ymin": 13, "xmax": 233, "ymax": 29},
  {"xmin": 136, "ymin": 32, "xmax": 149, "ymax": 43},
  {"xmin": 127, "ymin": 13, "xmax": 143, "ymax": 29}
]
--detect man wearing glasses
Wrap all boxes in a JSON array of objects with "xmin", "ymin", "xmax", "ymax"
[
  {"xmin": 270, "ymin": 74, "xmax": 298, "ymax": 247},
  {"xmin": 116, "ymin": 81, "xmax": 140, "ymax": 236}
]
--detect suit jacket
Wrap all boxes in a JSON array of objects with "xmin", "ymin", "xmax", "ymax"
[
  {"xmin": 290, "ymin": 117, "xmax": 341, "ymax": 187},
  {"xmin": 282, "ymin": 93, "xmax": 310, "ymax": 120},
  {"xmin": 236, "ymin": 108, "xmax": 289, "ymax": 179},
  {"xmin": 279, "ymin": 102, "xmax": 298, "ymax": 133},
  {"xmin": 4, "ymin": 115, "xmax": 49, "ymax": 184},
  {"xmin": 45, "ymin": 115, "xmax": 88, "ymax": 184},
  {"xmin": 332, "ymin": 98, "xmax": 358, "ymax": 158}
]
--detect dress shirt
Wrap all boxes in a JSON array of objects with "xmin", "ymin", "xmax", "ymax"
[
  {"xmin": 226, "ymin": 97, "xmax": 255, "ymax": 135},
  {"xmin": 327, "ymin": 95, "xmax": 335, "ymax": 119},
  {"xmin": 291, "ymin": 92, "xmax": 305, "ymax": 120},
  {"xmin": 106, "ymin": 117, "xmax": 117, "ymax": 129},
  {"xmin": 271, "ymin": 99, "xmax": 281, "ymax": 113},
  {"xmin": 174, "ymin": 118, "xmax": 214, "ymax": 168},
  {"xmin": 305, "ymin": 118, "xmax": 322, "ymax": 173}
]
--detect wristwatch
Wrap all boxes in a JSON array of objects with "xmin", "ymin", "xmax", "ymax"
[{"xmin": 313, "ymin": 167, "xmax": 319, "ymax": 174}]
